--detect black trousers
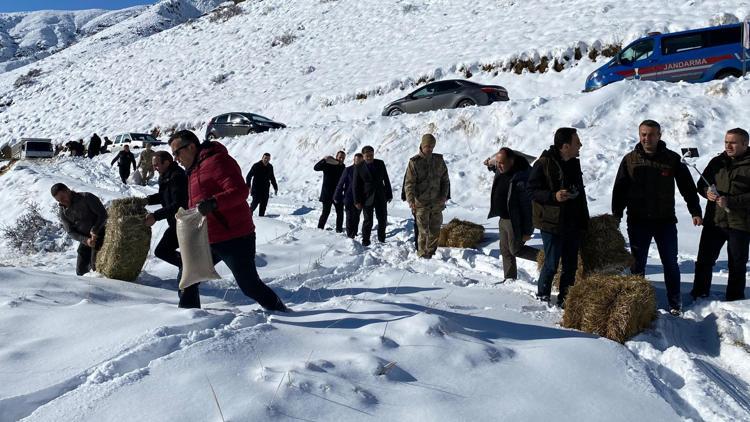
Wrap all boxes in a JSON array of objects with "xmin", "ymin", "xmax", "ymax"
[
  {"xmin": 318, "ymin": 201, "xmax": 344, "ymax": 232},
  {"xmin": 250, "ymin": 193, "xmax": 270, "ymax": 216},
  {"xmin": 210, "ymin": 233, "xmax": 286, "ymax": 311},
  {"xmin": 361, "ymin": 201, "xmax": 387, "ymax": 245},
  {"xmin": 345, "ymin": 203, "xmax": 362, "ymax": 238},
  {"xmin": 75, "ymin": 229, "xmax": 105, "ymax": 276},
  {"xmin": 693, "ymin": 225, "xmax": 750, "ymax": 301},
  {"xmin": 118, "ymin": 167, "xmax": 131, "ymax": 184}
]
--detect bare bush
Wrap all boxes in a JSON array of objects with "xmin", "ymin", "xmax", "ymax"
[
  {"xmin": 1, "ymin": 202, "xmax": 71, "ymax": 254},
  {"xmin": 209, "ymin": 4, "xmax": 243, "ymax": 23},
  {"xmin": 211, "ymin": 71, "xmax": 234, "ymax": 84},
  {"xmin": 271, "ymin": 31, "xmax": 297, "ymax": 47},
  {"xmin": 14, "ymin": 68, "xmax": 42, "ymax": 89}
]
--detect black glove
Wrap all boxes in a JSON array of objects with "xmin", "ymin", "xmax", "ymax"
[{"xmin": 197, "ymin": 198, "xmax": 218, "ymax": 216}]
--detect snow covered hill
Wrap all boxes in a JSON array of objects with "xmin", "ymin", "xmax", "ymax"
[
  {"xmin": 1, "ymin": 0, "xmax": 750, "ymax": 421},
  {"xmin": 0, "ymin": 0, "xmax": 223, "ymax": 73}
]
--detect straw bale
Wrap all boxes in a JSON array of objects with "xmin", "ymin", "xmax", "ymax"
[
  {"xmin": 438, "ymin": 218, "xmax": 484, "ymax": 248},
  {"xmin": 96, "ymin": 197, "xmax": 151, "ymax": 282},
  {"xmin": 562, "ymin": 274, "xmax": 656, "ymax": 343},
  {"xmin": 579, "ymin": 214, "xmax": 632, "ymax": 275}
]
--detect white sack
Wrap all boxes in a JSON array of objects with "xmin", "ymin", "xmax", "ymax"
[{"xmin": 175, "ymin": 207, "xmax": 221, "ymax": 289}]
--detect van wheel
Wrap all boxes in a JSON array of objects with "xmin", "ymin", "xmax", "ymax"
[
  {"xmin": 457, "ymin": 99, "xmax": 475, "ymax": 108},
  {"xmin": 715, "ymin": 69, "xmax": 742, "ymax": 80}
]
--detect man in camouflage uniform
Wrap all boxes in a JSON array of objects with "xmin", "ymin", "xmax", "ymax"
[
  {"xmin": 137, "ymin": 143, "xmax": 156, "ymax": 185},
  {"xmin": 403, "ymin": 134, "xmax": 450, "ymax": 259}
]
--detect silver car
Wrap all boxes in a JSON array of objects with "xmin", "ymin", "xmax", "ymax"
[{"xmin": 382, "ymin": 79, "xmax": 509, "ymax": 116}]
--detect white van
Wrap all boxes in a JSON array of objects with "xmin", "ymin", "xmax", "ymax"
[{"xmin": 11, "ymin": 138, "xmax": 54, "ymax": 159}]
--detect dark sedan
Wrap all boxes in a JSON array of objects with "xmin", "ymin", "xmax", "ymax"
[
  {"xmin": 205, "ymin": 112, "xmax": 286, "ymax": 139},
  {"xmin": 381, "ymin": 79, "xmax": 509, "ymax": 116}
]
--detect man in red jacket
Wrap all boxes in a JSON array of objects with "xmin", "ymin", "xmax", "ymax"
[{"xmin": 168, "ymin": 130, "xmax": 287, "ymax": 312}]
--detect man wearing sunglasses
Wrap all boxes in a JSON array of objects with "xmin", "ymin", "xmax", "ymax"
[{"xmin": 168, "ymin": 130, "xmax": 288, "ymax": 312}]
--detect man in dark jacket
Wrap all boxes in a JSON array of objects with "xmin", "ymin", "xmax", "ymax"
[
  {"xmin": 110, "ymin": 144, "xmax": 137, "ymax": 183},
  {"xmin": 144, "ymin": 151, "xmax": 193, "ymax": 307},
  {"xmin": 486, "ymin": 147, "xmax": 537, "ymax": 281},
  {"xmin": 51, "ymin": 183, "xmax": 108, "ymax": 276},
  {"xmin": 87, "ymin": 134, "xmax": 102, "ymax": 159},
  {"xmin": 612, "ymin": 120, "xmax": 703, "ymax": 316},
  {"xmin": 353, "ymin": 145, "xmax": 393, "ymax": 246},
  {"xmin": 67, "ymin": 140, "xmax": 84, "ymax": 157},
  {"xmin": 314, "ymin": 151, "xmax": 346, "ymax": 232},
  {"xmin": 335, "ymin": 153, "xmax": 363, "ymax": 238},
  {"xmin": 169, "ymin": 130, "xmax": 287, "ymax": 312},
  {"xmin": 245, "ymin": 152, "xmax": 278, "ymax": 217},
  {"xmin": 692, "ymin": 128, "xmax": 750, "ymax": 302},
  {"xmin": 528, "ymin": 128, "xmax": 589, "ymax": 307}
]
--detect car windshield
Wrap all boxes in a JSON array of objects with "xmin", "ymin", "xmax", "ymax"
[
  {"xmin": 26, "ymin": 142, "xmax": 52, "ymax": 152},
  {"xmin": 619, "ymin": 39, "xmax": 654, "ymax": 63},
  {"xmin": 131, "ymin": 134, "xmax": 158, "ymax": 143}
]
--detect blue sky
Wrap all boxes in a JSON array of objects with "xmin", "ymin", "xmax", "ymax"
[{"xmin": 0, "ymin": 1, "xmax": 155, "ymax": 13}]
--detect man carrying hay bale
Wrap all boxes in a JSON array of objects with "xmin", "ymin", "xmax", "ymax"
[
  {"xmin": 612, "ymin": 120, "xmax": 702, "ymax": 316},
  {"xmin": 169, "ymin": 130, "xmax": 288, "ymax": 312},
  {"xmin": 95, "ymin": 197, "xmax": 151, "ymax": 281},
  {"xmin": 144, "ymin": 151, "xmax": 193, "ymax": 306},
  {"xmin": 353, "ymin": 145, "xmax": 393, "ymax": 247},
  {"xmin": 528, "ymin": 128, "xmax": 589, "ymax": 307},
  {"xmin": 404, "ymin": 134, "xmax": 450, "ymax": 259},
  {"xmin": 693, "ymin": 128, "xmax": 750, "ymax": 302},
  {"xmin": 485, "ymin": 147, "xmax": 537, "ymax": 282},
  {"xmin": 51, "ymin": 183, "xmax": 107, "ymax": 276}
]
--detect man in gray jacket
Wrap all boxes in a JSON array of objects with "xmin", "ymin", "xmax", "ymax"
[{"xmin": 51, "ymin": 183, "xmax": 108, "ymax": 275}]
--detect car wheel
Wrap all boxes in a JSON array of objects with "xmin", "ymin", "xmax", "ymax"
[
  {"xmin": 206, "ymin": 133, "xmax": 217, "ymax": 140},
  {"xmin": 457, "ymin": 99, "xmax": 476, "ymax": 108},
  {"xmin": 388, "ymin": 108, "xmax": 403, "ymax": 116},
  {"xmin": 714, "ymin": 69, "xmax": 741, "ymax": 80}
]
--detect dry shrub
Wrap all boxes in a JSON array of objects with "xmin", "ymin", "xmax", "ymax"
[
  {"xmin": 1, "ymin": 202, "xmax": 70, "ymax": 254},
  {"xmin": 562, "ymin": 274, "xmax": 656, "ymax": 343},
  {"xmin": 271, "ymin": 31, "xmax": 296, "ymax": 47},
  {"xmin": 96, "ymin": 198, "xmax": 151, "ymax": 282},
  {"xmin": 438, "ymin": 219, "xmax": 484, "ymax": 248},
  {"xmin": 14, "ymin": 68, "xmax": 42, "ymax": 89},
  {"xmin": 209, "ymin": 4, "xmax": 243, "ymax": 23}
]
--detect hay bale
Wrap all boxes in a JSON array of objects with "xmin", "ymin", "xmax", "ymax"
[
  {"xmin": 536, "ymin": 214, "xmax": 632, "ymax": 286},
  {"xmin": 96, "ymin": 197, "xmax": 151, "ymax": 282},
  {"xmin": 561, "ymin": 274, "xmax": 656, "ymax": 343},
  {"xmin": 580, "ymin": 214, "xmax": 633, "ymax": 275},
  {"xmin": 438, "ymin": 218, "xmax": 484, "ymax": 248}
]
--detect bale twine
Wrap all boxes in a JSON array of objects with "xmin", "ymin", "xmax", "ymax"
[
  {"xmin": 96, "ymin": 197, "xmax": 151, "ymax": 282},
  {"xmin": 561, "ymin": 274, "xmax": 656, "ymax": 343},
  {"xmin": 438, "ymin": 218, "xmax": 484, "ymax": 248}
]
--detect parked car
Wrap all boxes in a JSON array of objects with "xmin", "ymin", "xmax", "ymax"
[
  {"xmin": 205, "ymin": 112, "xmax": 286, "ymax": 139},
  {"xmin": 10, "ymin": 138, "xmax": 54, "ymax": 159},
  {"xmin": 381, "ymin": 79, "xmax": 509, "ymax": 116},
  {"xmin": 112, "ymin": 133, "xmax": 163, "ymax": 150},
  {"xmin": 585, "ymin": 23, "xmax": 747, "ymax": 91}
]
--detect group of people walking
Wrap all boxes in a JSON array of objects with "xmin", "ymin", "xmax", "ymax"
[{"xmin": 50, "ymin": 122, "xmax": 749, "ymax": 316}]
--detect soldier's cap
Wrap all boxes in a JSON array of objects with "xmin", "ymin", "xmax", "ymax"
[{"xmin": 421, "ymin": 133, "xmax": 436, "ymax": 149}]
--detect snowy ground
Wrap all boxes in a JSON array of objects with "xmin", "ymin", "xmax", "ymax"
[{"xmin": 1, "ymin": 0, "xmax": 750, "ymax": 421}]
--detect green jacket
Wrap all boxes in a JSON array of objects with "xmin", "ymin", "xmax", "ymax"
[
  {"xmin": 403, "ymin": 152, "xmax": 450, "ymax": 208},
  {"xmin": 698, "ymin": 151, "xmax": 750, "ymax": 232},
  {"xmin": 138, "ymin": 148, "xmax": 156, "ymax": 169}
]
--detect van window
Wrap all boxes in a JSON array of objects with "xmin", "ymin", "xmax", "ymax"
[
  {"xmin": 26, "ymin": 142, "xmax": 52, "ymax": 152},
  {"xmin": 706, "ymin": 26, "xmax": 742, "ymax": 48},
  {"xmin": 620, "ymin": 39, "xmax": 654, "ymax": 63},
  {"xmin": 662, "ymin": 33, "xmax": 703, "ymax": 55}
]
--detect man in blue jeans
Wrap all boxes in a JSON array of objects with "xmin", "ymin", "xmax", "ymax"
[
  {"xmin": 528, "ymin": 128, "xmax": 590, "ymax": 307},
  {"xmin": 612, "ymin": 120, "xmax": 702, "ymax": 316}
]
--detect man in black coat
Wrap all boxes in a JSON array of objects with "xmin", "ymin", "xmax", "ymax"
[
  {"xmin": 314, "ymin": 151, "xmax": 346, "ymax": 232},
  {"xmin": 612, "ymin": 120, "xmax": 702, "ymax": 316},
  {"xmin": 245, "ymin": 152, "xmax": 278, "ymax": 216},
  {"xmin": 87, "ymin": 134, "xmax": 102, "ymax": 159},
  {"xmin": 528, "ymin": 128, "xmax": 590, "ymax": 307},
  {"xmin": 51, "ymin": 183, "xmax": 108, "ymax": 276},
  {"xmin": 335, "ymin": 153, "xmax": 364, "ymax": 238},
  {"xmin": 144, "ymin": 151, "xmax": 195, "ymax": 307},
  {"xmin": 110, "ymin": 144, "xmax": 137, "ymax": 183},
  {"xmin": 353, "ymin": 145, "xmax": 392, "ymax": 246},
  {"xmin": 485, "ymin": 147, "xmax": 537, "ymax": 282}
]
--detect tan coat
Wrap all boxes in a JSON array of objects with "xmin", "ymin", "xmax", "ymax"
[{"xmin": 403, "ymin": 152, "xmax": 450, "ymax": 208}]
